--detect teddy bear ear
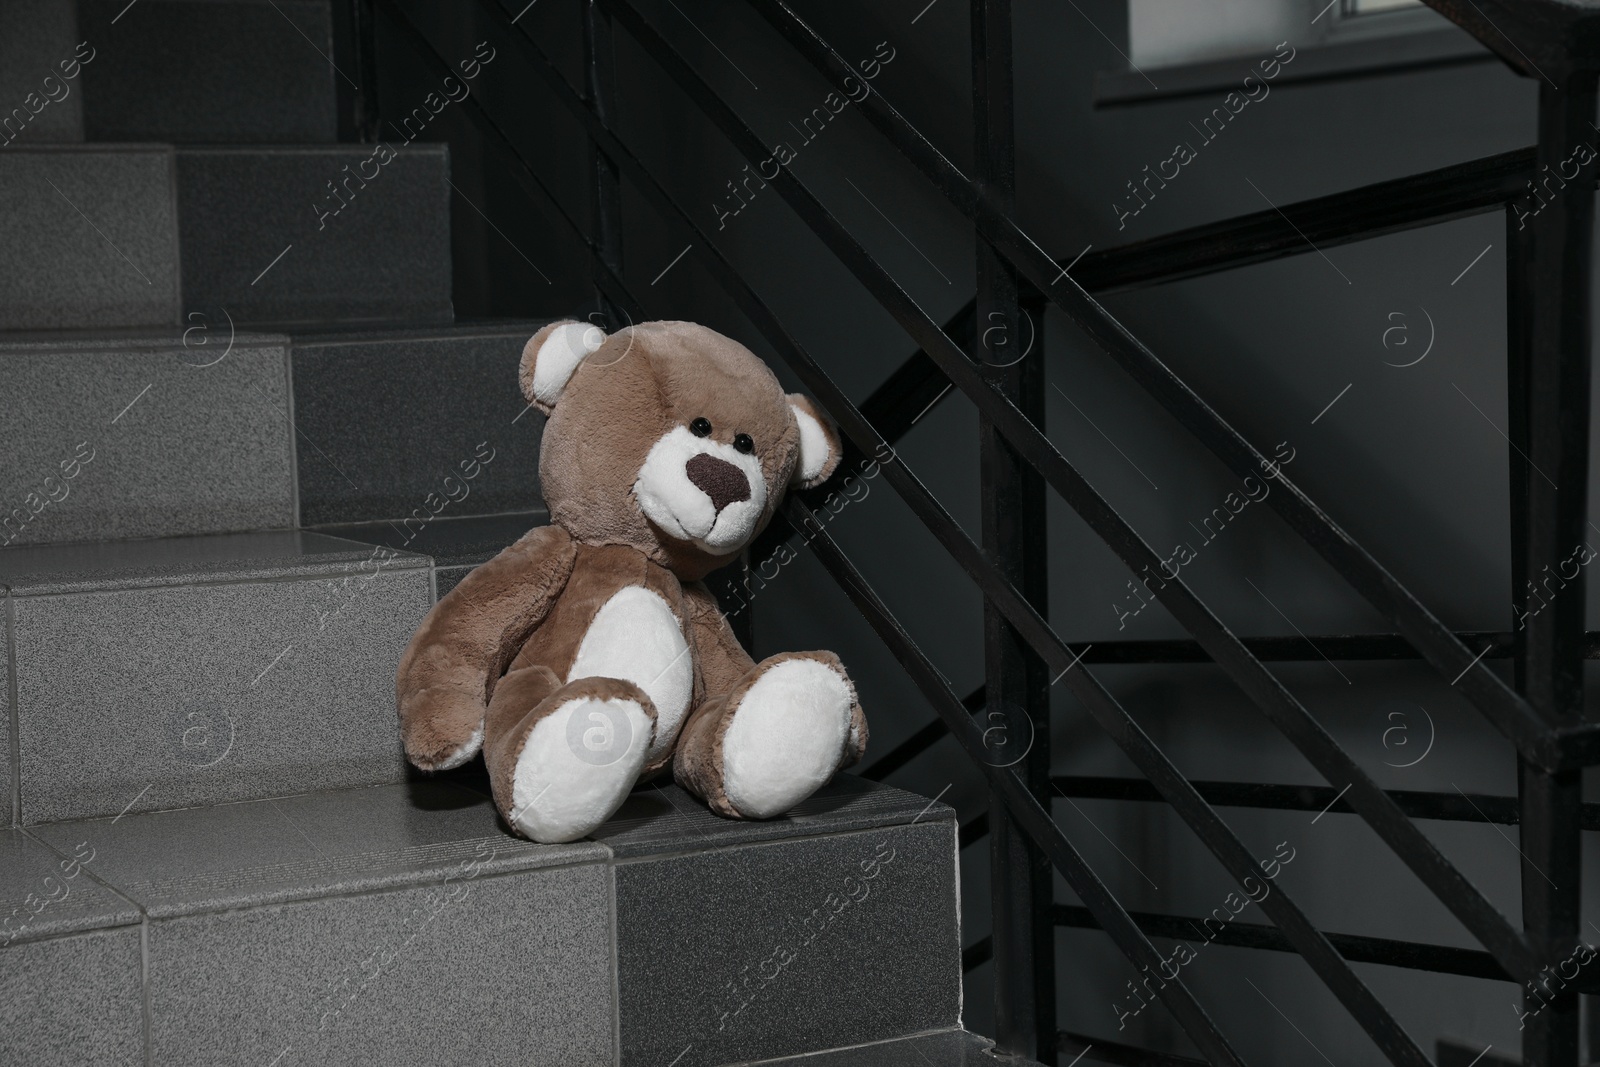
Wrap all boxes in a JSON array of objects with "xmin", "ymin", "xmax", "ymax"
[
  {"xmin": 519, "ymin": 320, "xmax": 607, "ymax": 413},
  {"xmin": 787, "ymin": 394, "xmax": 843, "ymax": 490}
]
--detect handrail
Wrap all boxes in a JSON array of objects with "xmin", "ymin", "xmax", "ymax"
[
  {"xmin": 593, "ymin": 0, "xmax": 1540, "ymax": 998},
  {"xmin": 371, "ymin": 2, "xmax": 1594, "ymax": 1062},
  {"xmin": 783, "ymin": 500, "xmax": 1252, "ymax": 1067},
  {"xmin": 740, "ymin": 0, "xmax": 1591, "ymax": 773}
]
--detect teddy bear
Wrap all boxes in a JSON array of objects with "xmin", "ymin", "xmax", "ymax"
[{"xmin": 395, "ymin": 319, "xmax": 869, "ymax": 843}]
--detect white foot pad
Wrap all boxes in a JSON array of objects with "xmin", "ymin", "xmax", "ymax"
[
  {"xmin": 509, "ymin": 696, "xmax": 653, "ymax": 843},
  {"xmin": 436, "ymin": 725, "xmax": 484, "ymax": 771},
  {"xmin": 722, "ymin": 659, "xmax": 851, "ymax": 819}
]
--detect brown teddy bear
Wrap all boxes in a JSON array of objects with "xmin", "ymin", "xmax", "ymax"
[{"xmin": 396, "ymin": 320, "xmax": 868, "ymax": 843}]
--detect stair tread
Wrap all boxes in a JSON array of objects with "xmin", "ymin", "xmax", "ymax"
[
  {"xmin": 594, "ymin": 771, "xmax": 953, "ymax": 859},
  {"xmin": 316, "ymin": 509, "xmax": 548, "ymax": 570},
  {"xmin": 20, "ymin": 775, "xmax": 950, "ymax": 920},
  {"xmin": 0, "ymin": 529, "xmax": 427, "ymax": 595},
  {"xmin": 1, "ymin": 828, "xmax": 140, "ymax": 945},
  {"xmin": 718, "ymin": 1029, "xmax": 1043, "ymax": 1066},
  {"xmin": 28, "ymin": 781, "xmax": 596, "ymax": 920}
]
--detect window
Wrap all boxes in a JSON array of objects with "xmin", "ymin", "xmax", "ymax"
[{"xmin": 1101, "ymin": 0, "xmax": 1489, "ymax": 106}]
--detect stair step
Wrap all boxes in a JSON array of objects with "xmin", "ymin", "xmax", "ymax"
[
  {"xmin": 0, "ymin": 329, "xmax": 296, "ymax": 546},
  {"xmin": 79, "ymin": 0, "xmax": 338, "ymax": 144},
  {"xmin": 177, "ymin": 145, "xmax": 453, "ymax": 326},
  {"xmin": 288, "ymin": 321, "xmax": 549, "ymax": 526},
  {"xmin": 0, "ymin": 146, "xmax": 181, "ymax": 329},
  {"xmin": 0, "ymin": 2, "xmax": 83, "ymax": 146},
  {"xmin": 0, "ymin": 829, "xmax": 144, "ymax": 1066},
  {"xmin": 0, "ymin": 531, "xmax": 432, "ymax": 824},
  {"xmin": 316, "ymin": 509, "xmax": 549, "ymax": 597},
  {"xmin": 3, "ymin": 775, "xmax": 958, "ymax": 1066},
  {"xmin": 714, "ymin": 1029, "xmax": 1046, "ymax": 1066}
]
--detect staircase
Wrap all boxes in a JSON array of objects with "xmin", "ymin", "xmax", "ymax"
[{"xmin": 0, "ymin": 4, "xmax": 1009, "ymax": 1064}]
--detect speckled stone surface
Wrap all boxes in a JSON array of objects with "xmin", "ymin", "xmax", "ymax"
[
  {"xmin": 0, "ymin": 146, "xmax": 180, "ymax": 329},
  {"xmin": 594, "ymin": 774, "xmax": 947, "ymax": 859},
  {"xmin": 0, "ymin": 333, "xmax": 295, "ymax": 544},
  {"xmin": 716, "ymin": 1030, "xmax": 1036, "ymax": 1066},
  {"xmin": 177, "ymin": 146, "xmax": 453, "ymax": 325},
  {"xmin": 31, "ymin": 781, "xmax": 604, "ymax": 919},
  {"xmin": 2, "ymin": 596, "xmax": 11, "ymax": 827},
  {"xmin": 147, "ymin": 861, "xmax": 614, "ymax": 1067},
  {"xmin": 291, "ymin": 325, "xmax": 547, "ymax": 525},
  {"xmin": 0, "ymin": 0, "xmax": 82, "ymax": 145},
  {"xmin": 615, "ymin": 818, "xmax": 962, "ymax": 1067},
  {"xmin": 317, "ymin": 509, "xmax": 548, "ymax": 600},
  {"xmin": 0, "ymin": 828, "xmax": 139, "ymax": 946},
  {"xmin": 79, "ymin": 0, "xmax": 336, "ymax": 143},
  {"xmin": 8, "ymin": 532, "xmax": 432, "ymax": 822},
  {"xmin": 0, "ymin": 926, "xmax": 145, "ymax": 1066},
  {"xmin": 0, "ymin": 529, "xmax": 390, "ymax": 593}
]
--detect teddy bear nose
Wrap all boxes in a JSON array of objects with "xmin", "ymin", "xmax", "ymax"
[{"xmin": 686, "ymin": 453, "xmax": 751, "ymax": 512}]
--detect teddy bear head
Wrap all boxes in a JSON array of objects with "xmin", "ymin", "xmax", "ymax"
[{"xmin": 521, "ymin": 319, "xmax": 842, "ymax": 580}]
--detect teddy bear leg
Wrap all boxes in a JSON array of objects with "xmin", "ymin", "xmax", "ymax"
[
  {"xmin": 484, "ymin": 671, "xmax": 658, "ymax": 843},
  {"xmin": 674, "ymin": 651, "xmax": 861, "ymax": 820}
]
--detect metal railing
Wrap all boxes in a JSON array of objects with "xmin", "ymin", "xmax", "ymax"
[{"xmin": 347, "ymin": 1, "xmax": 1600, "ymax": 1063}]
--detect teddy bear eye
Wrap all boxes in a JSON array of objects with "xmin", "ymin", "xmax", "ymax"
[
  {"xmin": 733, "ymin": 433, "xmax": 754, "ymax": 454},
  {"xmin": 690, "ymin": 417, "xmax": 712, "ymax": 437}
]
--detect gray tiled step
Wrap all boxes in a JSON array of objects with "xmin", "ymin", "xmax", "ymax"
[
  {"xmin": 288, "ymin": 322, "xmax": 550, "ymax": 526},
  {"xmin": 0, "ymin": 829, "xmax": 144, "ymax": 1065},
  {"xmin": 78, "ymin": 0, "xmax": 337, "ymax": 144},
  {"xmin": 712, "ymin": 1030, "xmax": 1046, "ymax": 1066},
  {"xmin": 317, "ymin": 509, "xmax": 549, "ymax": 597},
  {"xmin": 0, "ymin": 329, "xmax": 296, "ymax": 546},
  {"xmin": 4, "ymin": 775, "xmax": 958, "ymax": 1067},
  {"xmin": 604, "ymin": 776, "xmax": 962, "ymax": 1067},
  {"xmin": 0, "ymin": 531, "xmax": 433, "ymax": 824},
  {"xmin": 177, "ymin": 146, "xmax": 454, "ymax": 325},
  {"xmin": 0, "ymin": 146, "xmax": 181, "ymax": 329},
  {"xmin": 0, "ymin": 1, "xmax": 83, "ymax": 146}
]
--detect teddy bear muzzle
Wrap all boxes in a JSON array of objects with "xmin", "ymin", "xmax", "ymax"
[{"xmin": 633, "ymin": 424, "xmax": 769, "ymax": 553}]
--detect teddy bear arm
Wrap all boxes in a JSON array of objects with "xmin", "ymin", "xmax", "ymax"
[{"xmin": 396, "ymin": 525, "xmax": 578, "ymax": 770}]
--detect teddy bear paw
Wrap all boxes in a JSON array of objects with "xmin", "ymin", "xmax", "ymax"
[
  {"xmin": 720, "ymin": 656, "xmax": 855, "ymax": 819},
  {"xmin": 493, "ymin": 681, "xmax": 656, "ymax": 844}
]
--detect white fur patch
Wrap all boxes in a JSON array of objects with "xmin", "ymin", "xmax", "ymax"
[
  {"xmin": 633, "ymin": 425, "xmax": 768, "ymax": 554},
  {"xmin": 790, "ymin": 403, "xmax": 831, "ymax": 486},
  {"xmin": 509, "ymin": 695, "xmax": 652, "ymax": 843},
  {"xmin": 532, "ymin": 322, "xmax": 606, "ymax": 405},
  {"xmin": 435, "ymin": 724, "xmax": 484, "ymax": 771},
  {"xmin": 722, "ymin": 659, "xmax": 851, "ymax": 819},
  {"xmin": 568, "ymin": 586, "xmax": 693, "ymax": 762}
]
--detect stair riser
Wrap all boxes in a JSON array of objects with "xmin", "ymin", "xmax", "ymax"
[
  {"xmin": 8, "ymin": 564, "xmax": 429, "ymax": 823},
  {"xmin": 0, "ymin": 338, "xmax": 297, "ymax": 546},
  {"xmin": 177, "ymin": 147, "xmax": 453, "ymax": 326},
  {"xmin": 617, "ymin": 821, "xmax": 962, "ymax": 1067},
  {"xmin": 78, "ymin": 0, "xmax": 337, "ymax": 144},
  {"xmin": 0, "ymin": 147, "xmax": 181, "ymax": 330},
  {"xmin": 149, "ymin": 866, "xmax": 614, "ymax": 1067},
  {"xmin": 291, "ymin": 329, "xmax": 545, "ymax": 527}
]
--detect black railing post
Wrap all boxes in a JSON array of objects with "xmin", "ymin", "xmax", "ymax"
[
  {"xmin": 1514, "ymin": 72, "xmax": 1596, "ymax": 1067},
  {"xmin": 972, "ymin": 0, "xmax": 1054, "ymax": 1059},
  {"xmin": 583, "ymin": 0, "xmax": 625, "ymax": 329},
  {"xmin": 349, "ymin": 0, "xmax": 381, "ymax": 142}
]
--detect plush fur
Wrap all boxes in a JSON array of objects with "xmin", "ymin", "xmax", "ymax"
[{"xmin": 397, "ymin": 320, "xmax": 865, "ymax": 843}]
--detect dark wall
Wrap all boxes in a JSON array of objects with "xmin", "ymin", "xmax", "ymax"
[{"xmin": 388, "ymin": 0, "xmax": 1598, "ymax": 1061}]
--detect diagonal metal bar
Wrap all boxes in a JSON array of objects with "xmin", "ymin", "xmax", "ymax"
[
  {"xmin": 376, "ymin": 0, "xmax": 647, "ymax": 325},
  {"xmin": 739, "ymin": 0, "xmax": 1594, "ymax": 776},
  {"xmin": 783, "ymin": 501, "xmax": 1253, "ymax": 1067},
  {"xmin": 592, "ymin": 0, "xmax": 1540, "ymax": 992},
  {"xmin": 451, "ymin": 7, "xmax": 1244, "ymax": 1059},
  {"xmin": 1072, "ymin": 147, "xmax": 1537, "ymax": 294}
]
